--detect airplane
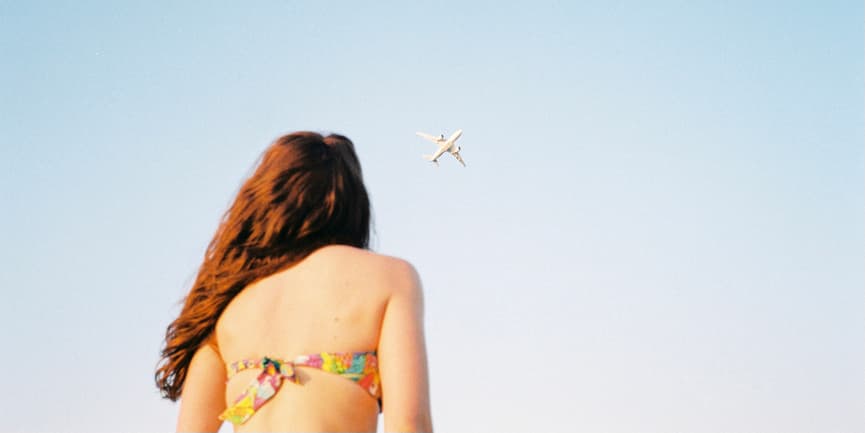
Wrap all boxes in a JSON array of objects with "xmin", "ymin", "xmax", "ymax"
[{"xmin": 415, "ymin": 129, "xmax": 466, "ymax": 167}]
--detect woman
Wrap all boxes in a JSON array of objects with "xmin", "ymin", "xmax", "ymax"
[{"xmin": 155, "ymin": 132, "xmax": 432, "ymax": 432}]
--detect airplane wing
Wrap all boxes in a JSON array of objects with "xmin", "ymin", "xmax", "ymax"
[
  {"xmin": 416, "ymin": 132, "xmax": 441, "ymax": 144},
  {"xmin": 452, "ymin": 151, "xmax": 466, "ymax": 167}
]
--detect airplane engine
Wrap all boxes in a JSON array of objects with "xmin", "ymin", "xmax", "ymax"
[{"xmin": 455, "ymin": 146, "xmax": 461, "ymax": 153}]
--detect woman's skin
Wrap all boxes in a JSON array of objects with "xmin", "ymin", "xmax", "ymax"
[{"xmin": 175, "ymin": 245, "xmax": 432, "ymax": 432}]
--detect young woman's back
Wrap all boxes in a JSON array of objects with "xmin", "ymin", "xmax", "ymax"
[
  {"xmin": 157, "ymin": 132, "xmax": 432, "ymax": 432},
  {"xmin": 212, "ymin": 245, "xmax": 428, "ymax": 432}
]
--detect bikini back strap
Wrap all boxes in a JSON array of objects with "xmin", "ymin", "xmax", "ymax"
[
  {"xmin": 218, "ymin": 357, "xmax": 299, "ymax": 425},
  {"xmin": 293, "ymin": 352, "xmax": 381, "ymax": 400},
  {"xmin": 218, "ymin": 351, "xmax": 381, "ymax": 426}
]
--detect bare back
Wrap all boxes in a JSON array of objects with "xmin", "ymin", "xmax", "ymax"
[{"xmin": 210, "ymin": 245, "xmax": 425, "ymax": 432}]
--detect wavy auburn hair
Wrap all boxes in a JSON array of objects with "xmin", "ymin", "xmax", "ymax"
[{"xmin": 155, "ymin": 131, "xmax": 370, "ymax": 400}]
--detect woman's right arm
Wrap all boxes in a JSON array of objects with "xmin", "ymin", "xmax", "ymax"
[{"xmin": 377, "ymin": 260, "xmax": 433, "ymax": 433}]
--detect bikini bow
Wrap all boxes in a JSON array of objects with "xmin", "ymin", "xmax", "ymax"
[{"xmin": 218, "ymin": 357, "xmax": 301, "ymax": 425}]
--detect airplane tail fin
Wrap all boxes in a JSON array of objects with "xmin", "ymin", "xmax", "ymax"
[{"xmin": 423, "ymin": 154, "xmax": 439, "ymax": 166}]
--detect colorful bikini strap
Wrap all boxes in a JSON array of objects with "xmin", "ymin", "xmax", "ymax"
[
  {"xmin": 218, "ymin": 352, "xmax": 381, "ymax": 426},
  {"xmin": 218, "ymin": 357, "xmax": 299, "ymax": 425},
  {"xmin": 293, "ymin": 352, "xmax": 381, "ymax": 398}
]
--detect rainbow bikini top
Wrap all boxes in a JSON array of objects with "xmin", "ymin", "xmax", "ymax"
[{"xmin": 218, "ymin": 351, "xmax": 381, "ymax": 426}]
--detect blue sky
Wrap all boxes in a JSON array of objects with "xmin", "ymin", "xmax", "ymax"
[{"xmin": 1, "ymin": 1, "xmax": 862, "ymax": 432}]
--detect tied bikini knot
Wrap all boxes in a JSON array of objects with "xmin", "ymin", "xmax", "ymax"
[
  {"xmin": 218, "ymin": 357, "xmax": 302, "ymax": 425},
  {"xmin": 262, "ymin": 356, "xmax": 300, "ymax": 385}
]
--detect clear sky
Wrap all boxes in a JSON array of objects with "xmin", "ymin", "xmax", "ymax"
[{"xmin": 1, "ymin": 1, "xmax": 862, "ymax": 432}]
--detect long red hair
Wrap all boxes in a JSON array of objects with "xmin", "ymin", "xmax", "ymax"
[{"xmin": 155, "ymin": 131, "xmax": 370, "ymax": 400}]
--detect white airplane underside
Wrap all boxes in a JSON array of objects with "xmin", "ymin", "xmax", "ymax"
[{"xmin": 416, "ymin": 129, "xmax": 466, "ymax": 167}]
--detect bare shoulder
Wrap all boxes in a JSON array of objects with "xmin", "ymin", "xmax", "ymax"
[
  {"xmin": 313, "ymin": 245, "xmax": 420, "ymax": 292},
  {"xmin": 367, "ymin": 252, "xmax": 422, "ymax": 304}
]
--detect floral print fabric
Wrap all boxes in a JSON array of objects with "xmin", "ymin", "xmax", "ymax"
[{"xmin": 218, "ymin": 351, "xmax": 380, "ymax": 426}]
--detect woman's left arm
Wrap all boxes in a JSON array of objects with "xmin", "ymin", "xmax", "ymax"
[{"xmin": 176, "ymin": 339, "xmax": 226, "ymax": 433}]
